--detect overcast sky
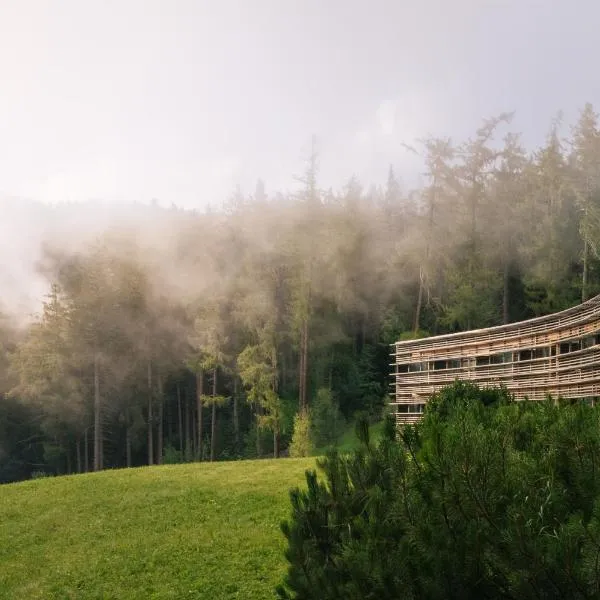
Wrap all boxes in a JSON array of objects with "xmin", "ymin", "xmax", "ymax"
[{"xmin": 1, "ymin": 0, "xmax": 599, "ymax": 208}]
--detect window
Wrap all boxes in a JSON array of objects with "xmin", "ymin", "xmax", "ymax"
[
  {"xmin": 398, "ymin": 404, "xmax": 425, "ymax": 414},
  {"xmin": 532, "ymin": 347, "xmax": 548, "ymax": 360},
  {"xmin": 582, "ymin": 336, "xmax": 597, "ymax": 349},
  {"xmin": 490, "ymin": 354, "xmax": 504, "ymax": 365},
  {"xmin": 476, "ymin": 356, "xmax": 490, "ymax": 366},
  {"xmin": 560, "ymin": 341, "xmax": 581, "ymax": 354},
  {"xmin": 518, "ymin": 349, "xmax": 533, "ymax": 361}
]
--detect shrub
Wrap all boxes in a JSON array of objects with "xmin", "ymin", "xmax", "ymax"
[
  {"xmin": 277, "ymin": 382, "xmax": 600, "ymax": 599},
  {"xmin": 289, "ymin": 411, "xmax": 312, "ymax": 458},
  {"xmin": 310, "ymin": 388, "xmax": 344, "ymax": 448},
  {"xmin": 162, "ymin": 444, "xmax": 184, "ymax": 464}
]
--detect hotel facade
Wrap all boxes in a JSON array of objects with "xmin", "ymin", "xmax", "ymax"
[{"xmin": 391, "ymin": 294, "xmax": 600, "ymax": 425}]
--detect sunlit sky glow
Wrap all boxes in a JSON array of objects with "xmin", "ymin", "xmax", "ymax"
[{"xmin": 1, "ymin": 0, "xmax": 600, "ymax": 207}]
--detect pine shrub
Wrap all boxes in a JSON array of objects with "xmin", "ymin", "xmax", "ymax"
[{"xmin": 277, "ymin": 382, "xmax": 600, "ymax": 599}]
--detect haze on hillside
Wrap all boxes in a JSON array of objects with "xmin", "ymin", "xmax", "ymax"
[{"xmin": 1, "ymin": 0, "xmax": 599, "ymax": 317}]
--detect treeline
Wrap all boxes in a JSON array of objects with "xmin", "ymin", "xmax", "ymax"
[{"xmin": 2, "ymin": 104, "xmax": 600, "ymax": 482}]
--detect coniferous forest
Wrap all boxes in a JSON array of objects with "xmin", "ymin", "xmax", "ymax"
[{"xmin": 2, "ymin": 105, "xmax": 600, "ymax": 483}]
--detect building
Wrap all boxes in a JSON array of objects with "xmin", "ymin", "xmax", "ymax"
[{"xmin": 391, "ymin": 294, "xmax": 600, "ymax": 425}]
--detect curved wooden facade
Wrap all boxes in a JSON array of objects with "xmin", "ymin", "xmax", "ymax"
[{"xmin": 391, "ymin": 294, "xmax": 600, "ymax": 424}]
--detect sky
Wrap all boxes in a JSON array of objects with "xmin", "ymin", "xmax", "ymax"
[{"xmin": 1, "ymin": 0, "xmax": 600, "ymax": 208}]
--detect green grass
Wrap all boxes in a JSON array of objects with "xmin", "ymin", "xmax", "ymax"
[{"xmin": 0, "ymin": 458, "xmax": 316, "ymax": 600}]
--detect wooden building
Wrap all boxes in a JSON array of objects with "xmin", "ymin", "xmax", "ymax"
[{"xmin": 391, "ymin": 294, "xmax": 600, "ymax": 425}]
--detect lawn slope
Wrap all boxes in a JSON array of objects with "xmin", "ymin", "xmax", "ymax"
[{"xmin": 0, "ymin": 458, "xmax": 315, "ymax": 600}]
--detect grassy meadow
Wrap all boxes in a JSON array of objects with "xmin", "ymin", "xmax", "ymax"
[{"xmin": 0, "ymin": 458, "xmax": 315, "ymax": 600}]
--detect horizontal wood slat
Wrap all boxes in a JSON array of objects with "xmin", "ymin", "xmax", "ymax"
[{"xmin": 392, "ymin": 294, "xmax": 600, "ymax": 425}]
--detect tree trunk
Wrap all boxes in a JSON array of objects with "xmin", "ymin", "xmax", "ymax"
[
  {"xmin": 84, "ymin": 427, "xmax": 89, "ymax": 473},
  {"xmin": 281, "ymin": 350, "xmax": 287, "ymax": 395},
  {"xmin": 414, "ymin": 265, "xmax": 424, "ymax": 333},
  {"xmin": 166, "ymin": 393, "xmax": 174, "ymax": 443},
  {"xmin": 272, "ymin": 345, "xmax": 280, "ymax": 459},
  {"xmin": 76, "ymin": 437, "xmax": 82, "ymax": 474},
  {"xmin": 157, "ymin": 371, "xmax": 164, "ymax": 465},
  {"xmin": 185, "ymin": 388, "xmax": 191, "ymax": 460},
  {"xmin": 503, "ymin": 256, "xmax": 510, "ymax": 324},
  {"xmin": 298, "ymin": 342, "xmax": 304, "ymax": 413},
  {"xmin": 177, "ymin": 382, "xmax": 183, "ymax": 455},
  {"xmin": 93, "ymin": 354, "xmax": 102, "ymax": 472},
  {"xmin": 273, "ymin": 423, "xmax": 280, "ymax": 459},
  {"xmin": 414, "ymin": 178, "xmax": 436, "ymax": 334},
  {"xmin": 256, "ymin": 404, "xmax": 262, "ymax": 458},
  {"xmin": 147, "ymin": 360, "xmax": 154, "ymax": 466},
  {"xmin": 99, "ymin": 425, "xmax": 103, "ymax": 470},
  {"xmin": 233, "ymin": 377, "xmax": 239, "ymax": 452},
  {"xmin": 196, "ymin": 370, "xmax": 204, "ymax": 460},
  {"xmin": 210, "ymin": 368, "xmax": 217, "ymax": 462},
  {"xmin": 66, "ymin": 445, "xmax": 72, "ymax": 475},
  {"xmin": 298, "ymin": 315, "xmax": 309, "ymax": 413},
  {"xmin": 361, "ymin": 313, "xmax": 367, "ymax": 350},
  {"xmin": 583, "ymin": 237, "xmax": 589, "ymax": 302},
  {"xmin": 302, "ymin": 316, "xmax": 309, "ymax": 411},
  {"xmin": 126, "ymin": 424, "xmax": 132, "ymax": 468}
]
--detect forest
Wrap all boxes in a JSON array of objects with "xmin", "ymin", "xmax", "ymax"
[{"xmin": 2, "ymin": 103, "xmax": 600, "ymax": 483}]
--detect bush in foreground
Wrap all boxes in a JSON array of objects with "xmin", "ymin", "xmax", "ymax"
[{"xmin": 277, "ymin": 382, "xmax": 600, "ymax": 599}]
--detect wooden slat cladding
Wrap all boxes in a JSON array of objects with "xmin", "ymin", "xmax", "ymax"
[{"xmin": 391, "ymin": 295, "xmax": 600, "ymax": 424}]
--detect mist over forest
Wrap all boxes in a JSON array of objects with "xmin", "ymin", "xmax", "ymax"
[{"xmin": 2, "ymin": 104, "xmax": 600, "ymax": 482}]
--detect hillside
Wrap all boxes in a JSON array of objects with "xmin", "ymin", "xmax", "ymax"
[{"xmin": 0, "ymin": 458, "xmax": 315, "ymax": 600}]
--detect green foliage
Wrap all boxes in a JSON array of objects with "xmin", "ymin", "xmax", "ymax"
[
  {"xmin": 397, "ymin": 329, "xmax": 430, "ymax": 341},
  {"xmin": 311, "ymin": 419, "xmax": 385, "ymax": 456},
  {"xmin": 442, "ymin": 251, "xmax": 502, "ymax": 330},
  {"xmin": 200, "ymin": 393, "xmax": 229, "ymax": 407},
  {"xmin": 278, "ymin": 382, "xmax": 600, "ymax": 599},
  {"xmin": 309, "ymin": 388, "xmax": 344, "ymax": 448},
  {"xmin": 289, "ymin": 411, "xmax": 312, "ymax": 458},
  {"xmin": 162, "ymin": 443, "xmax": 184, "ymax": 464},
  {"xmin": 238, "ymin": 342, "xmax": 283, "ymax": 444},
  {"xmin": 242, "ymin": 422, "xmax": 274, "ymax": 458},
  {"xmin": 356, "ymin": 345, "xmax": 384, "ymax": 418},
  {"xmin": 333, "ymin": 344, "xmax": 385, "ymax": 419}
]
